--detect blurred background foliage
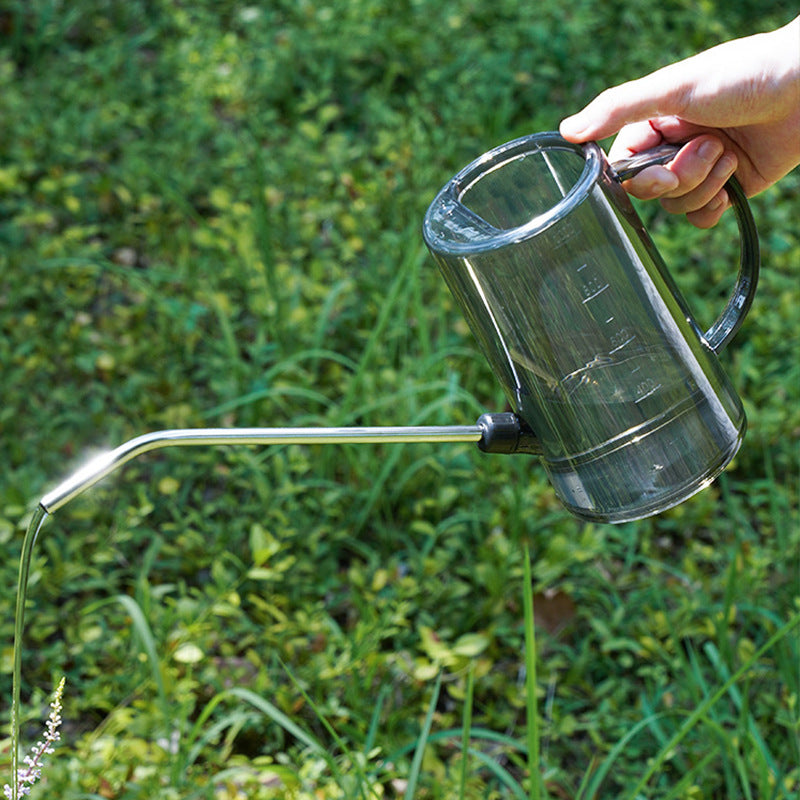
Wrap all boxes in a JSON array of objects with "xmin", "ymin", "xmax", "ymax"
[{"xmin": 0, "ymin": 1, "xmax": 798, "ymax": 797}]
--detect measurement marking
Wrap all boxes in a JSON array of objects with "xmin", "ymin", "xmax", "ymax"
[
  {"xmin": 609, "ymin": 335, "xmax": 636, "ymax": 354},
  {"xmin": 634, "ymin": 383, "xmax": 663, "ymax": 403},
  {"xmin": 605, "ymin": 316, "xmax": 615, "ymax": 324},
  {"xmin": 581, "ymin": 283, "xmax": 609, "ymax": 303},
  {"xmin": 576, "ymin": 263, "xmax": 588, "ymax": 272}
]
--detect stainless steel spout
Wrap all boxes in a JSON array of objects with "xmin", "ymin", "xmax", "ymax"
[{"xmin": 40, "ymin": 424, "xmax": 483, "ymax": 513}]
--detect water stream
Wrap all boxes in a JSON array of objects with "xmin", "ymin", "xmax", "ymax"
[{"xmin": 10, "ymin": 504, "xmax": 50, "ymax": 800}]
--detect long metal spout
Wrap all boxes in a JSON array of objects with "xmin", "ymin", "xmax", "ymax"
[{"xmin": 39, "ymin": 424, "xmax": 483, "ymax": 513}]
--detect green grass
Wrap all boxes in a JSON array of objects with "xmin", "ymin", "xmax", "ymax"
[{"xmin": 1, "ymin": 1, "xmax": 799, "ymax": 798}]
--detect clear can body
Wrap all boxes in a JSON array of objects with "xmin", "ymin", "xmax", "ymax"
[{"xmin": 424, "ymin": 133, "xmax": 754, "ymax": 523}]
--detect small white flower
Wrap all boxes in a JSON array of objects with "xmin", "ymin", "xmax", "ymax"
[{"xmin": 3, "ymin": 678, "xmax": 65, "ymax": 800}]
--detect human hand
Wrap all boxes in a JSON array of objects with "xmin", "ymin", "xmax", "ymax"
[{"xmin": 560, "ymin": 16, "xmax": 800, "ymax": 228}]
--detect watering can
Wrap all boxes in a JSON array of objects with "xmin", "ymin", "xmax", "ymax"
[
  {"xmin": 38, "ymin": 133, "xmax": 758, "ymax": 524},
  {"xmin": 423, "ymin": 132, "xmax": 759, "ymax": 523}
]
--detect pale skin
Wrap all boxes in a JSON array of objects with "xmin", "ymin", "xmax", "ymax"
[{"xmin": 560, "ymin": 16, "xmax": 800, "ymax": 228}]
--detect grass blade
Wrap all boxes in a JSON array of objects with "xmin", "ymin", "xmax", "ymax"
[
  {"xmin": 364, "ymin": 684, "xmax": 390, "ymax": 758},
  {"xmin": 404, "ymin": 671, "xmax": 442, "ymax": 800},
  {"xmin": 702, "ymin": 640, "xmax": 778, "ymax": 777},
  {"xmin": 578, "ymin": 712, "xmax": 673, "ymax": 800},
  {"xmin": 466, "ymin": 747, "xmax": 528, "ymax": 800},
  {"xmin": 522, "ymin": 543, "xmax": 541, "ymax": 800},
  {"xmin": 459, "ymin": 661, "xmax": 476, "ymax": 798},
  {"xmin": 278, "ymin": 661, "xmax": 373, "ymax": 797},
  {"xmin": 227, "ymin": 686, "xmax": 326, "ymax": 756},
  {"xmin": 661, "ymin": 746, "xmax": 723, "ymax": 800},
  {"xmin": 101, "ymin": 595, "xmax": 167, "ymax": 712}
]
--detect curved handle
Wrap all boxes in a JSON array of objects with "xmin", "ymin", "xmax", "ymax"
[{"xmin": 611, "ymin": 143, "xmax": 760, "ymax": 352}]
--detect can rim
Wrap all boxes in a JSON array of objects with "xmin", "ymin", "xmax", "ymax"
[{"xmin": 423, "ymin": 132, "xmax": 602, "ymax": 256}]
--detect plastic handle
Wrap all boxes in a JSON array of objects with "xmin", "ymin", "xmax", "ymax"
[{"xmin": 611, "ymin": 143, "xmax": 760, "ymax": 352}]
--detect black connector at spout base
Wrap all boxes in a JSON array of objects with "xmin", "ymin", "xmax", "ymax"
[{"xmin": 476, "ymin": 413, "xmax": 542, "ymax": 456}]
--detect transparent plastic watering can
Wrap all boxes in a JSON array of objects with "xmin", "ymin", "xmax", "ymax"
[{"xmin": 423, "ymin": 132, "xmax": 759, "ymax": 523}]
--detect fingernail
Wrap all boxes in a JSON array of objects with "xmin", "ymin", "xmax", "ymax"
[
  {"xmin": 559, "ymin": 115, "xmax": 586, "ymax": 139},
  {"xmin": 648, "ymin": 171, "xmax": 680, "ymax": 194},
  {"xmin": 697, "ymin": 139, "xmax": 724, "ymax": 162}
]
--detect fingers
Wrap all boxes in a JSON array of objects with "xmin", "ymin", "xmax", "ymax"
[
  {"xmin": 684, "ymin": 189, "xmax": 730, "ymax": 229},
  {"xmin": 618, "ymin": 135, "xmax": 738, "ymax": 228},
  {"xmin": 658, "ymin": 143, "xmax": 737, "ymax": 210}
]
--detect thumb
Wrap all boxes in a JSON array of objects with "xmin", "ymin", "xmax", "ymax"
[{"xmin": 560, "ymin": 67, "xmax": 691, "ymax": 142}]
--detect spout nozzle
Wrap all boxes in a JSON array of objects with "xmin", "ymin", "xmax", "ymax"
[{"xmin": 476, "ymin": 413, "xmax": 541, "ymax": 455}]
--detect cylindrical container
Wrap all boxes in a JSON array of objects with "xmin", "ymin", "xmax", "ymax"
[{"xmin": 424, "ymin": 132, "xmax": 759, "ymax": 523}]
